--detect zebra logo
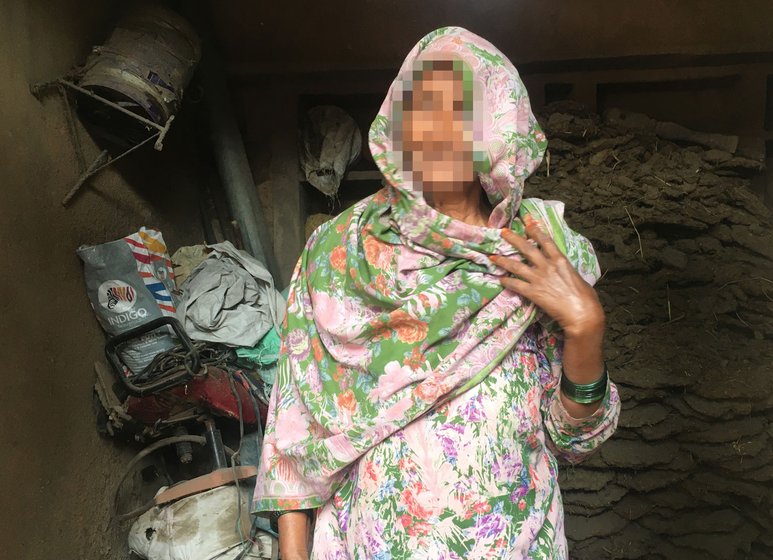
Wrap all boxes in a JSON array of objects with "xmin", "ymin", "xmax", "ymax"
[
  {"xmin": 106, "ymin": 286, "xmax": 134, "ymax": 309},
  {"xmin": 98, "ymin": 280, "xmax": 137, "ymax": 313}
]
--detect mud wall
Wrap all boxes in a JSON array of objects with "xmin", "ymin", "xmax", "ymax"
[
  {"xmin": 0, "ymin": 1, "xmax": 204, "ymax": 558},
  {"xmin": 527, "ymin": 105, "xmax": 773, "ymax": 559}
]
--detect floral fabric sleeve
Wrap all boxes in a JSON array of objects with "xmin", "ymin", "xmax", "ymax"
[{"xmin": 538, "ymin": 321, "xmax": 621, "ymax": 464}]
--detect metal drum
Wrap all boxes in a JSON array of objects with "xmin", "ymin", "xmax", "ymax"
[{"xmin": 77, "ymin": 3, "xmax": 201, "ymax": 147}]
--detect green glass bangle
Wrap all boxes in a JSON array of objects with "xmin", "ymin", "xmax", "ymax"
[{"xmin": 560, "ymin": 363, "xmax": 608, "ymax": 404}]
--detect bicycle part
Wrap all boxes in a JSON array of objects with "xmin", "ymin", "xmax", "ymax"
[
  {"xmin": 174, "ymin": 426, "xmax": 193, "ymax": 464},
  {"xmin": 204, "ymin": 418, "xmax": 227, "ymax": 470},
  {"xmin": 114, "ymin": 434, "xmax": 236, "ymax": 521}
]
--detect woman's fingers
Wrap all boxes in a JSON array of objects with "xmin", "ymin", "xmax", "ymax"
[
  {"xmin": 500, "ymin": 276, "xmax": 534, "ymax": 298},
  {"xmin": 490, "ymin": 255, "xmax": 537, "ymax": 282},
  {"xmin": 500, "ymin": 228, "xmax": 546, "ymax": 267},
  {"xmin": 523, "ymin": 215, "xmax": 563, "ymax": 260},
  {"xmin": 495, "ymin": 216, "xmax": 605, "ymax": 333}
]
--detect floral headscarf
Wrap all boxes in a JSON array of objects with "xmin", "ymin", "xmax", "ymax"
[
  {"xmin": 253, "ymin": 27, "xmax": 600, "ymax": 512},
  {"xmin": 370, "ymin": 26, "xmax": 547, "ymax": 226}
]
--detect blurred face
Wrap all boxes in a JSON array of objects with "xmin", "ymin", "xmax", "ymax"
[{"xmin": 401, "ymin": 68, "xmax": 475, "ymax": 193}]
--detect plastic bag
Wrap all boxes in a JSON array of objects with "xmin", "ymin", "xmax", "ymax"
[
  {"xmin": 299, "ymin": 105, "xmax": 361, "ymax": 196},
  {"xmin": 77, "ymin": 227, "xmax": 179, "ymax": 374},
  {"xmin": 128, "ymin": 485, "xmax": 277, "ymax": 560},
  {"xmin": 177, "ymin": 241, "xmax": 284, "ymax": 347}
]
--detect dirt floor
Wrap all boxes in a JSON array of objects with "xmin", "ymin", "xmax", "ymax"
[{"xmin": 525, "ymin": 103, "xmax": 773, "ymax": 559}]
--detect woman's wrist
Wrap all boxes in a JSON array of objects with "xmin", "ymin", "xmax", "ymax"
[
  {"xmin": 561, "ymin": 312, "xmax": 605, "ymax": 385},
  {"xmin": 562, "ymin": 305, "xmax": 605, "ymax": 341}
]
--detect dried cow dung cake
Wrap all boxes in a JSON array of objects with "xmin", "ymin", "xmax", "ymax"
[{"xmin": 527, "ymin": 103, "xmax": 773, "ymax": 560}]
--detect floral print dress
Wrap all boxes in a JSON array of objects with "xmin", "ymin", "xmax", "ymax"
[{"xmin": 311, "ymin": 324, "xmax": 619, "ymax": 559}]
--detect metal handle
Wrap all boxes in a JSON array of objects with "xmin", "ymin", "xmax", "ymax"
[{"xmin": 104, "ymin": 316, "xmax": 199, "ymax": 397}]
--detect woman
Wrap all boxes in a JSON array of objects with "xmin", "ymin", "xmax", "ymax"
[{"xmin": 254, "ymin": 27, "xmax": 620, "ymax": 559}]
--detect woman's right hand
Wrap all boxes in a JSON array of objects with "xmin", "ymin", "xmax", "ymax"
[{"xmin": 278, "ymin": 511, "xmax": 311, "ymax": 560}]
